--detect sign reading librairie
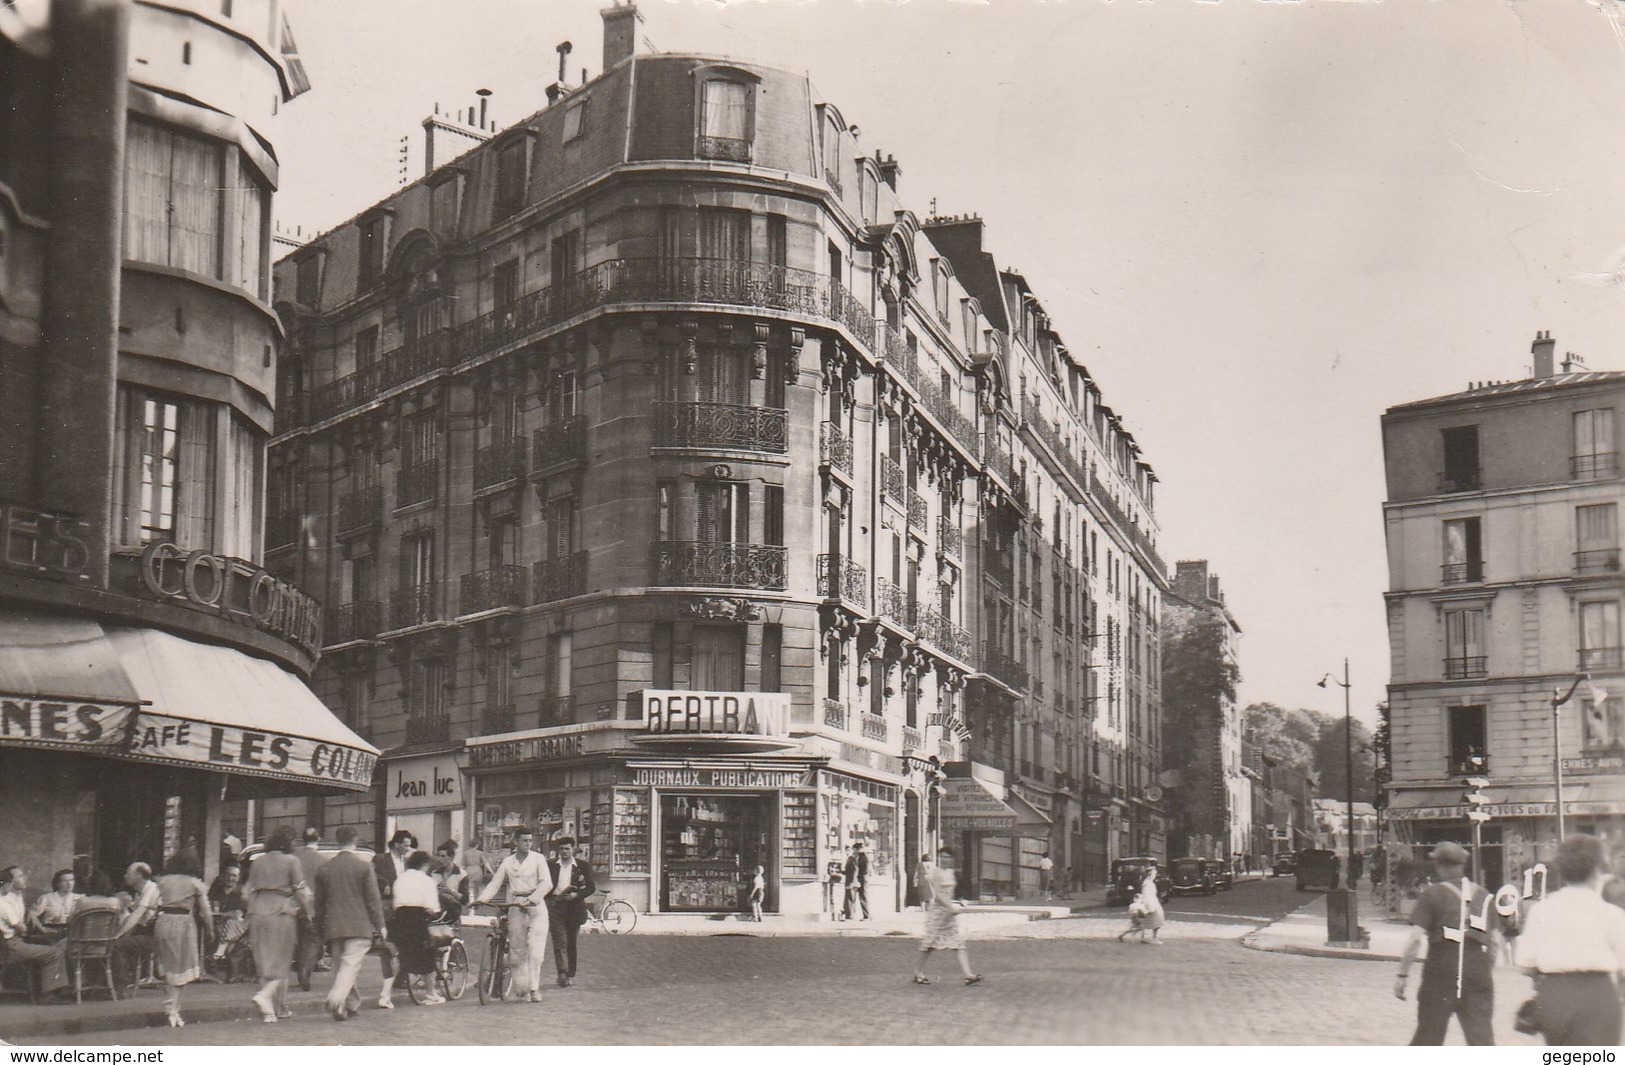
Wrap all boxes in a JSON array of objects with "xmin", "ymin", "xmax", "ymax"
[{"xmin": 641, "ymin": 690, "xmax": 789, "ymax": 737}]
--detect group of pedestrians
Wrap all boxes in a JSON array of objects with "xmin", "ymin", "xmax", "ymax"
[{"xmin": 474, "ymin": 830, "xmax": 595, "ymax": 1001}]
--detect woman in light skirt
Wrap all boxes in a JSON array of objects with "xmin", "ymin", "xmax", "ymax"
[
  {"xmin": 154, "ymin": 850, "xmax": 212, "ymax": 1027},
  {"xmin": 245, "ymin": 827, "xmax": 309, "ymax": 1022},
  {"xmin": 1118, "ymin": 869, "xmax": 1166, "ymax": 945},
  {"xmin": 912, "ymin": 845, "xmax": 982, "ymax": 986}
]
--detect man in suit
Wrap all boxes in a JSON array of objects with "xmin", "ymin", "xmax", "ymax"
[
  {"xmin": 843, "ymin": 842, "xmax": 870, "ymax": 920},
  {"xmin": 315, "ymin": 826, "xmax": 387, "ymax": 1022},
  {"xmin": 371, "ymin": 830, "xmax": 414, "ymax": 907},
  {"xmin": 294, "ymin": 827, "xmax": 330, "ymax": 978},
  {"xmin": 545, "ymin": 837, "xmax": 595, "ymax": 987}
]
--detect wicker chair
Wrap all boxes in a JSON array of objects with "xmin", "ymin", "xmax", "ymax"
[{"xmin": 63, "ymin": 907, "xmax": 120, "ymax": 1004}]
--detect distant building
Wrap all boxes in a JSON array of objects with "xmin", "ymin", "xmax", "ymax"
[
  {"xmin": 1381, "ymin": 331, "xmax": 1625, "ymax": 888},
  {"xmin": 1312, "ymin": 798, "xmax": 1378, "ymax": 857}
]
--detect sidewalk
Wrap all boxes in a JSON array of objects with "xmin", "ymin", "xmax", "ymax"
[{"xmin": 1243, "ymin": 891, "xmax": 1413, "ymax": 961}]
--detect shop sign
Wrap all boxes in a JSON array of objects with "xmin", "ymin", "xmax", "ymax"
[
  {"xmin": 1, "ymin": 502, "xmax": 91, "ymax": 578},
  {"xmin": 138, "ymin": 541, "xmax": 322, "ymax": 656},
  {"xmin": 1013, "ymin": 786, "xmax": 1054, "ymax": 813},
  {"xmin": 1562, "ymin": 754, "xmax": 1625, "ymax": 776},
  {"xmin": 467, "ymin": 732, "xmax": 585, "ymax": 768},
  {"xmin": 387, "ymin": 753, "xmax": 463, "ymax": 811},
  {"xmin": 0, "ymin": 697, "xmax": 134, "ymax": 751},
  {"xmin": 629, "ymin": 766, "xmax": 809, "ymax": 789},
  {"xmin": 122, "ymin": 711, "xmax": 377, "ymax": 788},
  {"xmin": 642, "ymin": 690, "xmax": 789, "ymax": 736},
  {"xmin": 940, "ymin": 777, "xmax": 1018, "ymax": 831}
]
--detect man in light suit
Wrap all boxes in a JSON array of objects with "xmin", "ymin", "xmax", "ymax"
[
  {"xmin": 545, "ymin": 837, "xmax": 595, "ymax": 987},
  {"xmin": 477, "ymin": 829, "xmax": 552, "ymax": 1002},
  {"xmin": 315, "ymin": 826, "xmax": 386, "ymax": 1022}
]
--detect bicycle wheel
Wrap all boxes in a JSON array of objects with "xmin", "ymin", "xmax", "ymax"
[
  {"xmin": 443, "ymin": 940, "xmax": 469, "ymax": 1000},
  {"xmin": 477, "ymin": 933, "xmax": 507, "ymax": 1004},
  {"xmin": 602, "ymin": 900, "xmax": 637, "ymax": 934}
]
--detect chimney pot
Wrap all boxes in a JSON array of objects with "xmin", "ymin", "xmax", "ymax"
[
  {"xmin": 601, "ymin": 2, "xmax": 643, "ymax": 72},
  {"xmin": 1532, "ymin": 330, "xmax": 1556, "ymax": 379}
]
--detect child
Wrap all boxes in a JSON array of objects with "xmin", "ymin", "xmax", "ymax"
[{"xmin": 748, "ymin": 866, "xmax": 765, "ymax": 922}]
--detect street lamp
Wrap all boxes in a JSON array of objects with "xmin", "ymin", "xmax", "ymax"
[
  {"xmin": 1552, "ymin": 673, "xmax": 1609, "ymax": 842},
  {"xmin": 1317, "ymin": 658, "xmax": 1363, "ymax": 947}
]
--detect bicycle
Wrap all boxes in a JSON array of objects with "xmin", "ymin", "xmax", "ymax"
[
  {"xmin": 475, "ymin": 902, "xmax": 520, "ymax": 1005},
  {"xmin": 408, "ymin": 919, "xmax": 468, "ymax": 1004},
  {"xmin": 583, "ymin": 890, "xmax": 636, "ymax": 934}
]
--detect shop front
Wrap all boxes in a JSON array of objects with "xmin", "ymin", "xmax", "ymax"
[
  {"xmin": 941, "ymin": 766, "xmax": 1051, "ymax": 900},
  {"xmin": 384, "ymin": 750, "xmax": 468, "ymax": 851}
]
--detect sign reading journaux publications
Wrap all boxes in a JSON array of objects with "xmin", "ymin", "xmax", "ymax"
[{"xmin": 641, "ymin": 690, "xmax": 790, "ymax": 737}]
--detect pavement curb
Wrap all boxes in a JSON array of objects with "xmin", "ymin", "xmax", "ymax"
[{"xmin": 1240, "ymin": 932, "xmax": 1402, "ymax": 963}]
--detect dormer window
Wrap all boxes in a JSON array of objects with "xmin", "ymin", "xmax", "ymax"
[
  {"xmin": 563, "ymin": 98, "xmax": 588, "ymax": 142},
  {"xmin": 357, "ymin": 213, "xmax": 388, "ymax": 288},
  {"xmin": 698, "ymin": 76, "xmax": 754, "ymax": 163},
  {"xmin": 494, "ymin": 138, "xmax": 529, "ymax": 221}
]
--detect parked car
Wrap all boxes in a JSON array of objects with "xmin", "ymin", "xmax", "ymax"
[
  {"xmin": 1167, "ymin": 856, "xmax": 1216, "ymax": 896},
  {"xmin": 1272, "ymin": 853, "xmax": 1297, "ymax": 877},
  {"xmin": 1295, "ymin": 849, "xmax": 1340, "ymax": 892},
  {"xmin": 1106, "ymin": 857, "xmax": 1169, "ymax": 905},
  {"xmin": 1204, "ymin": 858, "xmax": 1235, "ymax": 891}
]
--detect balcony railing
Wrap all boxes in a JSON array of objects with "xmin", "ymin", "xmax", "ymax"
[
  {"xmin": 1438, "ymin": 469, "xmax": 1481, "ymax": 494},
  {"xmin": 817, "ymin": 554, "xmax": 869, "ymax": 610},
  {"xmin": 983, "ymin": 438, "xmax": 1017, "ymax": 490},
  {"xmin": 938, "ymin": 515, "xmax": 964, "ymax": 559},
  {"xmin": 823, "ymin": 698, "xmax": 848, "ymax": 730},
  {"xmin": 906, "ymin": 487, "xmax": 928, "ymax": 532},
  {"xmin": 1576, "ymin": 548, "xmax": 1622, "ymax": 575},
  {"xmin": 1087, "ymin": 478, "xmax": 1164, "ymax": 576},
  {"xmin": 336, "ymin": 485, "xmax": 384, "ymax": 537},
  {"xmin": 982, "ymin": 643, "xmax": 1029, "ymax": 691},
  {"xmin": 1443, "ymin": 655, "xmax": 1488, "ymax": 680},
  {"xmin": 404, "ymin": 713, "xmax": 450, "ymax": 746},
  {"xmin": 1574, "ymin": 453, "xmax": 1619, "ymax": 480},
  {"xmin": 396, "ymin": 463, "xmax": 438, "ymax": 508},
  {"xmin": 1441, "ymin": 561, "xmax": 1484, "ymax": 585},
  {"xmin": 875, "ymin": 577, "xmax": 916, "ymax": 630},
  {"xmin": 474, "ymin": 438, "xmax": 526, "ymax": 490},
  {"xmin": 481, "ymin": 703, "xmax": 516, "ymax": 735},
  {"xmin": 460, "ymin": 566, "xmax": 528, "ymax": 614},
  {"xmin": 1022, "ymin": 399, "xmax": 1089, "ymax": 489},
  {"xmin": 881, "ymin": 328, "xmax": 921, "ymax": 392},
  {"xmin": 699, "ymin": 135, "xmax": 752, "ymax": 163},
  {"xmin": 534, "ymin": 552, "xmax": 588, "ymax": 603},
  {"xmin": 917, "ymin": 605, "xmax": 975, "ymax": 664},
  {"xmin": 914, "ymin": 375, "xmax": 979, "ymax": 456},
  {"xmin": 538, "ymin": 694, "xmax": 574, "ymax": 727},
  {"xmin": 324, "ymin": 601, "xmax": 382, "ymax": 646},
  {"xmin": 861, "ymin": 714, "xmax": 889, "ymax": 742},
  {"xmin": 820, "ymin": 421, "xmax": 853, "ymax": 474},
  {"xmin": 652, "ymin": 541, "xmax": 787, "ymax": 590},
  {"xmin": 653, "ymin": 401, "xmax": 788, "ymax": 453},
  {"xmin": 388, "ymin": 582, "xmax": 441, "ymax": 630},
  {"xmin": 533, "ymin": 416, "xmax": 587, "ymax": 469},
  {"xmin": 881, "ymin": 456, "xmax": 907, "ymax": 504},
  {"xmin": 901, "ymin": 724, "xmax": 921, "ymax": 754},
  {"xmin": 1581, "ymin": 647, "xmax": 1624, "ymax": 671}
]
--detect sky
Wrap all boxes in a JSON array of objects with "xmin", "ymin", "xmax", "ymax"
[{"xmin": 273, "ymin": 0, "xmax": 1625, "ymax": 728}]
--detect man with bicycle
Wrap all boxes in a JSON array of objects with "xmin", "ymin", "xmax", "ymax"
[
  {"xmin": 475, "ymin": 829, "xmax": 552, "ymax": 1002},
  {"xmin": 546, "ymin": 837, "xmax": 595, "ymax": 987}
]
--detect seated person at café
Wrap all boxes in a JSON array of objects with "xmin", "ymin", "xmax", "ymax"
[
  {"xmin": 0, "ymin": 866, "xmax": 68, "ymax": 997},
  {"xmin": 111, "ymin": 862, "xmax": 160, "ymax": 990},
  {"xmin": 207, "ymin": 863, "xmax": 249, "ymax": 961},
  {"xmin": 28, "ymin": 870, "xmax": 82, "ymax": 941}
]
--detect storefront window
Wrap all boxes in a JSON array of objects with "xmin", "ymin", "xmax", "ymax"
[
  {"xmin": 820, "ymin": 772, "xmax": 896, "ymax": 880},
  {"xmin": 661, "ymin": 793, "xmax": 770, "ymax": 912}
]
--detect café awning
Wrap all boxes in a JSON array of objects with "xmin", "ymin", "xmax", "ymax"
[
  {"xmin": 0, "ymin": 610, "xmax": 377, "ymax": 792},
  {"xmin": 1386, "ymin": 781, "xmax": 1625, "ymax": 821}
]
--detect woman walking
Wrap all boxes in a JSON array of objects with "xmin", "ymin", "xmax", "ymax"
[
  {"xmin": 379, "ymin": 851, "xmax": 444, "ymax": 1007},
  {"xmin": 153, "ymin": 851, "xmax": 211, "ymax": 1028},
  {"xmin": 246, "ymin": 828, "xmax": 310, "ymax": 1022},
  {"xmin": 1118, "ymin": 868, "xmax": 1165, "ymax": 945},
  {"xmin": 912, "ymin": 845, "xmax": 982, "ymax": 986}
]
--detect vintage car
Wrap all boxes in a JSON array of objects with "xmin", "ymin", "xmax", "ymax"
[
  {"xmin": 1204, "ymin": 858, "xmax": 1235, "ymax": 891},
  {"xmin": 1167, "ymin": 856, "xmax": 1216, "ymax": 896},
  {"xmin": 1106, "ymin": 857, "xmax": 1169, "ymax": 905},
  {"xmin": 1295, "ymin": 849, "xmax": 1341, "ymax": 892},
  {"xmin": 1271, "ymin": 853, "xmax": 1297, "ymax": 877}
]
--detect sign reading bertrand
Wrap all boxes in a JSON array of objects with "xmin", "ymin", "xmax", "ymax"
[
  {"xmin": 641, "ymin": 690, "xmax": 789, "ymax": 736},
  {"xmin": 138, "ymin": 542, "xmax": 322, "ymax": 655}
]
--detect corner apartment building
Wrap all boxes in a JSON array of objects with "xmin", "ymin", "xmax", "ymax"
[
  {"xmin": 1382, "ymin": 332, "xmax": 1625, "ymax": 888},
  {"xmin": 0, "ymin": 0, "xmax": 374, "ymax": 888},
  {"xmin": 265, "ymin": 4, "xmax": 1169, "ymax": 914}
]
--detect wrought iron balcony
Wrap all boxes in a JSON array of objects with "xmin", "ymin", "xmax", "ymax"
[
  {"xmin": 875, "ymin": 577, "xmax": 916, "ymax": 630},
  {"xmin": 938, "ymin": 515, "xmax": 964, "ymax": 559},
  {"xmin": 1441, "ymin": 561, "xmax": 1484, "ymax": 585},
  {"xmin": 906, "ymin": 487, "xmax": 928, "ymax": 531},
  {"xmin": 881, "ymin": 328, "xmax": 922, "ymax": 392},
  {"xmin": 652, "ymin": 540, "xmax": 787, "ymax": 591},
  {"xmin": 538, "ymin": 694, "xmax": 574, "ymax": 727},
  {"xmin": 396, "ymin": 463, "xmax": 438, "ymax": 508},
  {"xmin": 917, "ymin": 605, "xmax": 975, "ymax": 664},
  {"xmin": 336, "ymin": 485, "xmax": 384, "ymax": 538},
  {"xmin": 699, "ymin": 135, "xmax": 752, "ymax": 162},
  {"xmin": 404, "ymin": 713, "xmax": 450, "ymax": 746},
  {"xmin": 1581, "ymin": 647, "xmax": 1624, "ymax": 671},
  {"xmin": 823, "ymin": 698, "xmax": 848, "ymax": 730},
  {"xmin": 1443, "ymin": 656, "xmax": 1488, "ymax": 680},
  {"xmin": 1576, "ymin": 548, "xmax": 1622, "ymax": 575},
  {"xmin": 653, "ymin": 401, "xmax": 787, "ymax": 453},
  {"xmin": 460, "ymin": 566, "xmax": 528, "ymax": 615},
  {"xmin": 861, "ymin": 714, "xmax": 889, "ymax": 742},
  {"xmin": 265, "ymin": 509, "xmax": 299, "ymax": 550},
  {"xmin": 534, "ymin": 552, "xmax": 588, "ymax": 603},
  {"xmin": 474, "ymin": 438, "xmax": 526, "ymax": 490},
  {"xmin": 820, "ymin": 421, "xmax": 853, "ymax": 475},
  {"xmin": 531, "ymin": 417, "xmax": 586, "ymax": 472},
  {"xmin": 881, "ymin": 456, "xmax": 907, "ymax": 504},
  {"xmin": 324, "ymin": 601, "xmax": 382, "ymax": 646},
  {"xmin": 901, "ymin": 724, "xmax": 921, "ymax": 754},
  {"xmin": 1574, "ymin": 453, "xmax": 1619, "ymax": 480},
  {"xmin": 817, "ymin": 554, "xmax": 869, "ymax": 610},
  {"xmin": 982, "ymin": 643, "xmax": 1029, "ymax": 691},
  {"xmin": 481, "ymin": 703, "xmax": 516, "ymax": 735},
  {"xmin": 388, "ymin": 582, "xmax": 441, "ymax": 630},
  {"xmin": 914, "ymin": 375, "xmax": 979, "ymax": 456},
  {"xmin": 1437, "ymin": 469, "xmax": 1482, "ymax": 493}
]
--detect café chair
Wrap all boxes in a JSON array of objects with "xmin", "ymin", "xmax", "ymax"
[{"xmin": 63, "ymin": 908, "xmax": 120, "ymax": 1004}]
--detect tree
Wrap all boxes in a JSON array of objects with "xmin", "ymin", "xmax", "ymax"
[
  {"xmin": 1311, "ymin": 715, "xmax": 1378, "ymax": 805},
  {"xmin": 1242, "ymin": 702, "xmax": 1316, "ymax": 777},
  {"xmin": 1161, "ymin": 610, "xmax": 1241, "ymax": 852}
]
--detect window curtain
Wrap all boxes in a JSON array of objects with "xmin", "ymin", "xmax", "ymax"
[
  {"xmin": 691, "ymin": 625, "xmax": 744, "ymax": 690},
  {"xmin": 699, "ymin": 346, "xmax": 748, "ymax": 405},
  {"xmin": 1581, "ymin": 601, "xmax": 1621, "ymax": 652},
  {"xmin": 1576, "ymin": 409, "xmax": 1617, "ymax": 457},
  {"xmin": 124, "ymin": 121, "xmax": 170, "ymax": 266},
  {"xmin": 1444, "ymin": 610, "xmax": 1484, "ymax": 659},
  {"xmin": 1444, "ymin": 520, "xmax": 1469, "ymax": 565},
  {"xmin": 1579, "ymin": 503, "xmax": 1618, "ymax": 549},
  {"xmin": 219, "ymin": 415, "xmax": 260, "ymax": 558},
  {"xmin": 169, "ymin": 129, "xmax": 222, "ymax": 277},
  {"xmin": 698, "ymin": 209, "xmax": 749, "ymax": 262},
  {"xmin": 174, "ymin": 399, "xmax": 216, "ymax": 551},
  {"xmin": 237, "ymin": 158, "xmax": 265, "ymax": 298},
  {"xmin": 702, "ymin": 80, "xmax": 748, "ymax": 141}
]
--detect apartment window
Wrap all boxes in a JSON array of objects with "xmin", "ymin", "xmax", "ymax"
[
  {"xmin": 493, "ymin": 259, "xmax": 519, "ymax": 308},
  {"xmin": 699, "ymin": 208, "xmax": 750, "ymax": 263},
  {"xmin": 1441, "ymin": 426, "xmax": 1480, "ymax": 492},
  {"xmin": 341, "ymin": 672, "xmax": 368, "ymax": 733},
  {"xmin": 697, "ymin": 482, "xmax": 750, "ymax": 543},
  {"xmin": 698, "ymin": 79, "xmax": 752, "ymax": 161},
  {"xmin": 656, "ymin": 481, "xmax": 676, "ymax": 541},
  {"xmin": 354, "ymin": 327, "xmax": 379, "ymax": 372},
  {"xmin": 691, "ymin": 625, "xmax": 745, "ymax": 690},
  {"xmin": 766, "ymin": 214, "xmax": 787, "ymax": 270},
  {"xmin": 828, "ymin": 242, "xmax": 843, "ymax": 283},
  {"xmin": 550, "ymin": 228, "xmax": 581, "ymax": 286},
  {"xmin": 112, "ymin": 388, "xmax": 233, "ymax": 551},
  {"xmin": 1448, "ymin": 705, "xmax": 1488, "ymax": 777},
  {"xmin": 652, "ymin": 624, "xmax": 674, "ymax": 689},
  {"xmin": 820, "ymin": 110, "xmax": 843, "ymax": 191},
  {"xmin": 1443, "ymin": 608, "xmax": 1487, "ymax": 680},
  {"xmin": 1574, "ymin": 409, "xmax": 1618, "ymax": 479},
  {"xmin": 1580, "ymin": 600, "xmax": 1622, "ymax": 671},
  {"xmin": 563, "ymin": 98, "xmax": 588, "ymax": 142},
  {"xmin": 486, "ymin": 515, "xmax": 517, "ymax": 569},
  {"xmin": 1577, "ymin": 503, "xmax": 1620, "ymax": 574},
  {"xmin": 1442, "ymin": 517, "xmax": 1483, "ymax": 584},
  {"xmin": 932, "ymin": 260, "xmax": 950, "ymax": 322},
  {"xmin": 125, "ymin": 118, "xmax": 226, "ymax": 279},
  {"xmin": 411, "ymin": 660, "xmax": 449, "ymax": 720},
  {"xmin": 1583, "ymin": 694, "xmax": 1625, "ymax": 752},
  {"xmin": 545, "ymin": 496, "xmax": 579, "ymax": 560},
  {"xmin": 346, "ymin": 555, "xmax": 374, "ymax": 604},
  {"xmin": 551, "ymin": 634, "xmax": 573, "ymax": 698},
  {"xmin": 295, "ymin": 254, "xmax": 321, "ymax": 305},
  {"xmin": 697, "ymin": 345, "xmax": 750, "ymax": 406},
  {"xmin": 430, "ymin": 174, "xmax": 461, "ymax": 232},
  {"xmin": 357, "ymin": 215, "xmax": 386, "ymax": 288},
  {"xmin": 401, "ymin": 409, "xmax": 441, "ymax": 472},
  {"xmin": 401, "ymin": 531, "xmax": 435, "ymax": 589},
  {"xmin": 411, "ymin": 295, "xmax": 447, "ymax": 341},
  {"xmin": 494, "ymin": 139, "xmax": 528, "ymax": 220},
  {"xmin": 762, "ymin": 624, "xmax": 782, "ymax": 693},
  {"xmin": 236, "ymin": 158, "xmax": 267, "ymax": 298},
  {"xmin": 764, "ymin": 486, "xmax": 784, "ymax": 547}
]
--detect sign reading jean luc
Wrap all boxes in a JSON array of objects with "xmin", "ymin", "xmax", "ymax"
[
  {"xmin": 641, "ymin": 690, "xmax": 790, "ymax": 737},
  {"xmin": 387, "ymin": 753, "xmax": 463, "ymax": 811}
]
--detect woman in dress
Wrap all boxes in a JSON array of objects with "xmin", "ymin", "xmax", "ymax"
[
  {"xmin": 245, "ymin": 827, "xmax": 310, "ymax": 1022},
  {"xmin": 1118, "ymin": 868, "xmax": 1166, "ymax": 945},
  {"xmin": 379, "ymin": 850, "xmax": 444, "ymax": 1007},
  {"xmin": 153, "ymin": 850, "xmax": 211, "ymax": 1028},
  {"xmin": 912, "ymin": 845, "xmax": 982, "ymax": 986}
]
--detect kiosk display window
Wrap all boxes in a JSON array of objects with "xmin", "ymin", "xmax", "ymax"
[
  {"xmin": 820, "ymin": 772, "xmax": 897, "ymax": 878},
  {"xmin": 660, "ymin": 794, "xmax": 770, "ymax": 912}
]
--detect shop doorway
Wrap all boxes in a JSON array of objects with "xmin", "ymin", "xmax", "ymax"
[
  {"xmin": 902, "ymin": 791, "xmax": 921, "ymax": 907},
  {"xmin": 660, "ymin": 793, "xmax": 772, "ymax": 913}
]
